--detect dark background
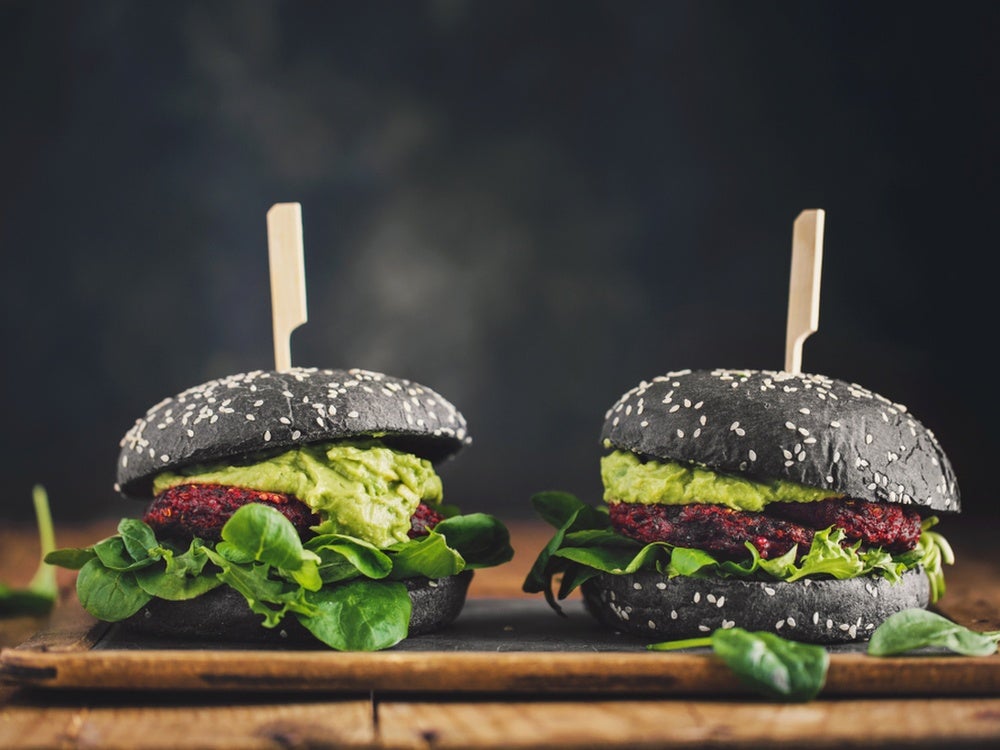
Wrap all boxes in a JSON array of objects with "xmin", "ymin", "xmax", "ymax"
[{"xmin": 2, "ymin": 1, "xmax": 997, "ymax": 528}]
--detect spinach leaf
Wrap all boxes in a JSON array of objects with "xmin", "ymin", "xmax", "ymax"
[
  {"xmin": 297, "ymin": 579, "xmax": 410, "ymax": 651},
  {"xmin": 432, "ymin": 513, "xmax": 514, "ymax": 568},
  {"xmin": 93, "ymin": 536, "xmax": 157, "ymax": 572},
  {"xmin": 45, "ymin": 547, "xmax": 97, "ymax": 570},
  {"xmin": 1, "ymin": 485, "xmax": 59, "ymax": 616},
  {"xmin": 649, "ymin": 628, "xmax": 829, "ymax": 702},
  {"xmin": 134, "ymin": 566, "xmax": 222, "ymax": 601},
  {"xmin": 118, "ymin": 518, "xmax": 159, "ymax": 562},
  {"xmin": 220, "ymin": 503, "xmax": 319, "ymax": 572},
  {"xmin": 387, "ymin": 531, "xmax": 464, "ymax": 580},
  {"xmin": 867, "ymin": 608, "xmax": 1000, "ymax": 657},
  {"xmin": 132, "ymin": 538, "xmax": 220, "ymax": 600},
  {"xmin": 307, "ymin": 534, "xmax": 393, "ymax": 583},
  {"xmin": 76, "ymin": 558, "xmax": 151, "ymax": 621},
  {"xmin": 521, "ymin": 492, "xmax": 612, "ymax": 613},
  {"xmin": 712, "ymin": 629, "xmax": 829, "ymax": 701}
]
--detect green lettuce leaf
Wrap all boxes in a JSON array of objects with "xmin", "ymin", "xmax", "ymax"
[
  {"xmin": 522, "ymin": 492, "xmax": 954, "ymax": 613},
  {"xmin": 47, "ymin": 501, "xmax": 512, "ymax": 651}
]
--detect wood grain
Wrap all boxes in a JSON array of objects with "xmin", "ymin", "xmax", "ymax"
[
  {"xmin": 5, "ymin": 645, "xmax": 1000, "ymax": 696},
  {"xmin": 0, "ymin": 699, "xmax": 375, "ymax": 749},
  {"xmin": 378, "ymin": 698, "xmax": 1000, "ymax": 749}
]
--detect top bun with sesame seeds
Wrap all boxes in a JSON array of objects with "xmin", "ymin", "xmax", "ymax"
[
  {"xmin": 601, "ymin": 369, "xmax": 959, "ymax": 514},
  {"xmin": 116, "ymin": 367, "xmax": 471, "ymax": 498}
]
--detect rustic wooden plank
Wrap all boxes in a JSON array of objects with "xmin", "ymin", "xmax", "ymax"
[
  {"xmin": 0, "ymin": 699, "xmax": 375, "ymax": 749},
  {"xmin": 377, "ymin": 697, "xmax": 1000, "ymax": 749},
  {"xmin": 3, "ymin": 645, "xmax": 998, "ymax": 696}
]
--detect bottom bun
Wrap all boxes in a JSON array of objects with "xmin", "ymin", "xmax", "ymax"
[
  {"xmin": 581, "ymin": 567, "xmax": 929, "ymax": 644},
  {"xmin": 120, "ymin": 570, "xmax": 473, "ymax": 645}
]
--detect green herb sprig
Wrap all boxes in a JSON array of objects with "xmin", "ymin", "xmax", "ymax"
[{"xmin": 0, "ymin": 486, "xmax": 58, "ymax": 616}]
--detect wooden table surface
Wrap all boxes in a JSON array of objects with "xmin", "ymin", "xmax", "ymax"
[{"xmin": 2, "ymin": 515, "xmax": 999, "ymax": 749}]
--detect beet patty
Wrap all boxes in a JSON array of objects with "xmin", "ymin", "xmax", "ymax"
[
  {"xmin": 145, "ymin": 484, "xmax": 443, "ymax": 543},
  {"xmin": 607, "ymin": 497, "xmax": 922, "ymax": 560}
]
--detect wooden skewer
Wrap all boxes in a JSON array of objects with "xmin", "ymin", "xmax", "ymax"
[
  {"xmin": 784, "ymin": 209, "xmax": 825, "ymax": 374},
  {"xmin": 266, "ymin": 203, "xmax": 308, "ymax": 372}
]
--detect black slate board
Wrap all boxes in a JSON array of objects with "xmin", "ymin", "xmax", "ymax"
[{"xmin": 93, "ymin": 598, "xmax": 873, "ymax": 653}]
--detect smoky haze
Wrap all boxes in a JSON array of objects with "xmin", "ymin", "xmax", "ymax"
[{"xmin": 2, "ymin": 1, "xmax": 997, "ymax": 525}]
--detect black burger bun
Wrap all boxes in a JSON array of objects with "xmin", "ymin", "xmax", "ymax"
[
  {"xmin": 116, "ymin": 367, "xmax": 471, "ymax": 499},
  {"xmin": 601, "ymin": 369, "xmax": 959, "ymax": 514},
  {"xmin": 121, "ymin": 571, "xmax": 474, "ymax": 644},
  {"xmin": 581, "ymin": 567, "xmax": 929, "ymax": 644}
]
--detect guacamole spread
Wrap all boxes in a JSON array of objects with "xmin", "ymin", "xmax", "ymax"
[
  {"xmin": 153, "ymin": 440, "xmax": 443, "ymax": 547},
  {"xmin": 600, "ymin": 450, "xmax": 839, "ymax": 512}
]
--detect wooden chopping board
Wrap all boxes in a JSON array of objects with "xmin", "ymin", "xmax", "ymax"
[{"xmin": 2, "ymin": 596, "xmax": 998, "ymax": 697}]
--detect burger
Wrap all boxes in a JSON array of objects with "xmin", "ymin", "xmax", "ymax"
[
  {"xmin": 48, "ymin": 367, "xmax": 512, "ymax": 650},
  {"xmin": 524, "ymin": 369, "xmax": 957, "ymax": 643}
]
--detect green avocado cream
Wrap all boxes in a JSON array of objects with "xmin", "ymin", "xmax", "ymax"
[
  {"xmin": 152, "ymin": 440, "xmax": 443, "ymax": 548},
  {"xmin": 600, "ymin": 450, "xmax": 839, "ymax": 511}
]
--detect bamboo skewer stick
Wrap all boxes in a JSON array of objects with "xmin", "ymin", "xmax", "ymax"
[
  {"xmin": 266, "ymin": 203, "xmax": 308, "ymax": 372},
  {"xmin": 784, "ymin": 209, "xmax": 826, "ymax": 374}
]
